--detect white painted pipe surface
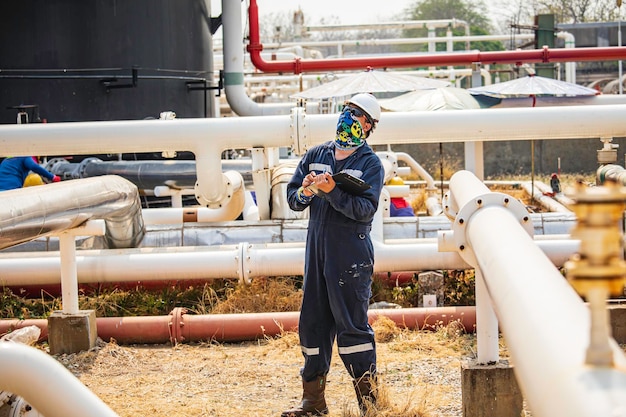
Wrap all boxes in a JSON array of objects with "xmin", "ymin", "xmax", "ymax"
[
  {"xmin": 449, "ymin": 170, "xmax": 626, "ymax": 417},
  {"xmin": 521, "ymin": 181, "xmax": 572, "ymax": 212},
  {"xmin": 475, "ymin": 268, "xmax": 498, "ymax": 363},
  {"xmin": 59, "ymin": 233, "xmax": 79, "ymax": 314},
  {"xmin": 0, "ymin": 343, "xmax": 119, "ymax": 417},
  {"xmin": 0, "ymin": 238, "xmax": 578, "ymax": 287}
]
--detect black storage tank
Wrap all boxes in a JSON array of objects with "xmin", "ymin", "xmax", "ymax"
[{"xmin": 0, "ymin": 0, "xmax": 216, "ymax": 124}]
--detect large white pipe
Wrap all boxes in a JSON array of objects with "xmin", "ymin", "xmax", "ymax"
[
  {"xmin": 448, "ymin": 170, "xmax": 626, "ymax": 417},
  {"xmin": 0, "ymin": 237, "xmax": 578, "ymax": 287},
  {"xmin": 0, "ymin": 343, "xmax": 119, "ymax": 417},
  {"xmin": 521, "ymin": 181, "xmax": 572, "ymax": 213},
  {"xmin": 2, "ymin": 104, "xmax": 626, "ymax": 168},
  {"xmin": 0, "ymin": 116, "xmax": 291, "ymax": 208},
  {"xmin": 221, "ymin": 0, "xmax": 315, "ymax": 115}
]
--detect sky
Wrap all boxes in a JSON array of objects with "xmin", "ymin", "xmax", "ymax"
[
  {"xmin": 211, "ymin": 0, "xmax": 507, "ymax": 30},
  {"xmin": 252, "ymin": 0, "xmax": 416, "ymax": 26}
]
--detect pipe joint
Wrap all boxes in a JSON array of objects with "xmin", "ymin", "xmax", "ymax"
[
  {"xmin": 541, "ymin": 45, "xmax": 550, "ymax": 62},
  {"xmin": 168, "ymin": 307, "xmax": 188, "ymax": 345},
  {"xmin": 449, "ymin": 191, "xmax": 533, "ymax": 267},
  {"xmin": 291, "ymin": 107, "xmax": 306, "ymax": 155}
]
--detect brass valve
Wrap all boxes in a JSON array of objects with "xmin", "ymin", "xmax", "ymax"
[
  {"xmin": 564, "ymin": 180, "xmax": 626, "ymax": 296},
  {"xmin": 564, "ymin": 180, "xmax": 626, "ymax": 367}
]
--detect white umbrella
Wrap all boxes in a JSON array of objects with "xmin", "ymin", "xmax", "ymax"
[
  {"xmin": 468, "ymin": 74, "xmax": 599, "ymax": 101},
  {"xmin": 469, "ymin": 74, "xmax": 599, "ymax": 201},
  {"xmin": 291, "ymin": 69, "xmax": 450, "ymax": 100},
  {"xmin": 380, "ymin": 87, "xmax": 480, "ymax": 112}
]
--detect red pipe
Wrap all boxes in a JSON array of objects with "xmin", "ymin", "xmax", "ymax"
[
  {"xmin": 247, "ymin": 0, "xmax": 626, "ymax": 74},
  {"xmin": 374, "ymin": 271, "xmax": 416, "ymax": 287},
  {"xmin": 0, "ymin": 306, "xmax": 476, "ymax": 345}
]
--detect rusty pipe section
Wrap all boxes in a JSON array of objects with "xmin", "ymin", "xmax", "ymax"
[
  {"xmin": 0, "ymin": 175, "xmax": 144, "ymax": 250},
  {"xmin": 0, "ymin": 306, "xmax": 476, "ymax": 345}
]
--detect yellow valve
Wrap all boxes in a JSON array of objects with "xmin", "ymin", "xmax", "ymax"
[
  {"xmin": 564, "ymin": 180, "xmax": 626, "ymax": 367},
  {"xmin": 564, "ymin": 180, "xmax": 626, "ymax": 296}
]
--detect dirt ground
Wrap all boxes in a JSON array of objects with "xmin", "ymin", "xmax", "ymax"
[{"xmin": 51, "ymin": 320, "xmax": 479, "ymax": 417}]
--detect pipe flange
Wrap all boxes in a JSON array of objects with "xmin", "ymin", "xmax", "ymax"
[
  {"xmin": 291, "ymin": 106, "xmax": 305, "ymax": 156},
  {"xmin": 168, "ymin": 307, "xmax": 187, "ymax": 345},
  {"xmin": 451, "ymin": 192, "xmax": 533, "ymax": 267},
  {"xmin": 77, "ymin": 157, "xmax": 101, "ymax": 179},
  {"xmin": 194, "ymin": 177, "xmax": 235, "ymax": 209},
  {"xmin": 241, "ymin": 242, "xmax": 253, "ymax": 285},
  {"xmin": 43, "ymin": 157, "xmax": 68, "ymax": 175},
  {"xmin": 441, "ymin": 191, "xmax": 459, "ymax": 221}
]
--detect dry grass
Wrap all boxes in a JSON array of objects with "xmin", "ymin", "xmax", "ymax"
[{"xmin": 53, "ymin": 318, "xmax": 476, "ymax": 417}]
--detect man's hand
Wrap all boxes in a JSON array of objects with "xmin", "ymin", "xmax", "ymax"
[{"xmin": 313, "ymin": 172, "xmax": 335, "ymax": 194}]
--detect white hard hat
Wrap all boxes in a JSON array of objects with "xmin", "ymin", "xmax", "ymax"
[{"xmin": 347, "ymin": 93, "xmax": 381, "ymax": 124}]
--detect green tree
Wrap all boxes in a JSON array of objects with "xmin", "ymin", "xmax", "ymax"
[
  {"xmin": 495, "ymin": 0, "xmax": 623, "ymax": 25},
  {"xmin": 401, "ymin": 0, "xmax": 504, "ymax": 53}
]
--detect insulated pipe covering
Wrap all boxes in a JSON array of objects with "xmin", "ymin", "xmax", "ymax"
[{"xmin": 0, "ymin": 176, "xmax": 144, "ymax": 250}]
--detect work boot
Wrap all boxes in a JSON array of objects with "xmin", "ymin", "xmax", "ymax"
[
  {"xmin": 281, "ymin": 374, "xmax": 328, "ymax": 417},
  {"xmin": 353, "ymin": 373, "xmax": 377, "ymax": 416}
]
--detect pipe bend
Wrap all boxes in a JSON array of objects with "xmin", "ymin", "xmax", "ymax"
[{"xmin": 194, "ymin": 170, "xmax": 246, "ymax": 218}]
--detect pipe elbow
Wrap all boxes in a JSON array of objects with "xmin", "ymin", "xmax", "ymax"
[{"xmin": 195, "ymin": 171, "xmax": 245, "ymax": 217}]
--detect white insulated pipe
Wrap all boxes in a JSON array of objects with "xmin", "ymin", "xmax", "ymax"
[
  {"xmin": 0, "ymin": 237, "xmax": 579, "ymax": 287},
  {"xmin": 369, "ymin": 104, "xmax": 626, "ymax": 145},
  {"xmin": 2, "ymin": 105, "xmax": 626, "ymax": 177},
  {"xmin": 0, "ymin": 115, "xmax": 291, "ymax": 208},
  {"xmin": 448, "ymin": 170, "xmax": 626, "ymax": 417},
  {"xmin": 221, "ymin": 0, "xmax": 314, "ymax": 116},
  {"xmin": 0, "ymin": 343, "xmax": 119, "ymax": 417},
  {"xmin": 521, "ymin": 181, "xmax": 572, "ymax": 213}
]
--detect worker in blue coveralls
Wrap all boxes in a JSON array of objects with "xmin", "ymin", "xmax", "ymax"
[
  {"xmin": 0, "ymin": 156, "xmax": 60, "ymax": 191},
  {"xmin": 283, "ymin": 93, "xmax": 385, "ymax": 417}
]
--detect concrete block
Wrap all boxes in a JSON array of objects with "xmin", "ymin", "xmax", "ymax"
[
  {"xmin": 461, "ymin": 359, "xmax": 523, "ymax": 417},
  {"xmin": 48, "ymin": 310, "xmax": 98, "ymax": 355},
  {"xmin": 609, "ymin": 304, "xmax": 626, "ymax": 345},
  {"xmin": 417, "ymin": 271, "xmax": 444, "ymax": 307}
]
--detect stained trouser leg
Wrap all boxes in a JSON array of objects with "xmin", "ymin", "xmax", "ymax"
[{"xmin": 298, "ymin": 229, "xmax": 336, "ymax": 382}]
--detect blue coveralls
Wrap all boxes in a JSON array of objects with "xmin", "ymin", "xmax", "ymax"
[
  {"xmin": 0, "ymin": 157, "xmax": 55, "ymax": 191},
  {"xmin": 287, "ymin": 141, "xmax": 384, "ymax": 382}
]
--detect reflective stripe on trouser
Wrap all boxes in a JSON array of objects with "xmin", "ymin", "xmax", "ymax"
[{"xmin": 299, "ymin": 222, "xmax": 377, "ymax": 382}]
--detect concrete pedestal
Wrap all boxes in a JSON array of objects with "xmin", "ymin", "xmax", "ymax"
[
  {"xmin": 609, "ymin": 304, "xmax": 626, "ymax": 344},
  {"xmin": 48, "ymin": 310, "xmax": 98, "ymax": 355},
  {"xmin": 461, "ymin": 359, "xmax": 523, "ymax": 417}
]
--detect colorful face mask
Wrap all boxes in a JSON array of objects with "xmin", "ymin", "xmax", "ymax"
[{"xmin": 334, "ymin": 109, "xmax": 365, "ymax": 150}]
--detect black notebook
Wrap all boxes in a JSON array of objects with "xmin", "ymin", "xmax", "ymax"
[{"xmin": 332, "ymin": 172, "xmax": 371, "ymax": 194}]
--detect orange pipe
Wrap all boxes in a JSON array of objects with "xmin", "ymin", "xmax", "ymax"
[{"xmin": 0, "ymin": 307, "xmax": 476, "ymax": 345}]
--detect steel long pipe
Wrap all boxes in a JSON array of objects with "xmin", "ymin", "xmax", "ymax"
[
  {"xmin": 247, "ymin": 0, "xmax": 626, "ymax": 74},
  {"xmin": 448, "ymin": 170, "xmax": 626, "ymax": 417},
  {"xmin": 0, "ymin": 343, "xmax": 119, "ymax": 417},
  {"xmin": 0, "ymin": 307, "xmax": 476, "ymax": 345},
  {"xmin": 0, "ymin": 238, "xmax": 579, "ymax": 286}
]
